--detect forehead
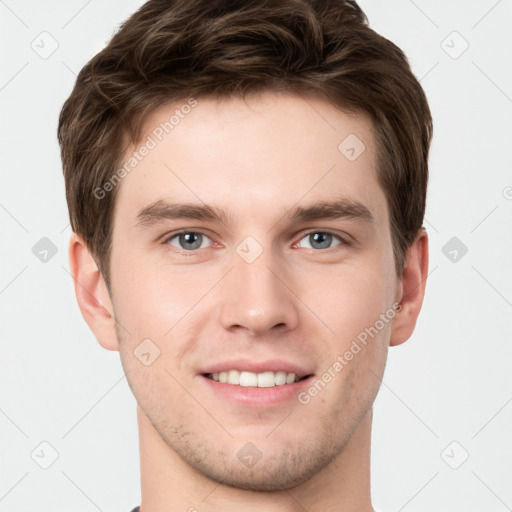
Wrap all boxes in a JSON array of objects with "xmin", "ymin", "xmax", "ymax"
[{"xmin": 113, "ymin": 92, "xmax": 387, "ymax": 227}]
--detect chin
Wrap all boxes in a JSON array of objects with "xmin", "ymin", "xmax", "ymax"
[
  {"xmin": 175, "ymin": 434, "xmax": 346, "ymax": 492},
  {"xmin": 199, "ymin": 461, "xmax": 317, "ymax": 492}
]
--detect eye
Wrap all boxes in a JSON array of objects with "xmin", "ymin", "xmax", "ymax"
[
  {"xmin": 296, "ymin": 231, "xmax": 344, "ymax": 250},
  {"xmin": 162, "ymin": 230, "xmax": 347, "ymax": 253},
  {"xmin": 165, "ymin": 231, "xmax": 212, "ymax": 251}
]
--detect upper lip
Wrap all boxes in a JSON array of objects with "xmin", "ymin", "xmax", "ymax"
[{"xmin": 199, "ymin": 358, "xmax": 314, "ymax": 377}]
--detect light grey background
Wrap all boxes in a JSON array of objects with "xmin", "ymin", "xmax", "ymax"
[{"xmin": 1, "ymin": 0, "xmax": 511, "ymax": 511}]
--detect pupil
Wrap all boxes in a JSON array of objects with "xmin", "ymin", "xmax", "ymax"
[
  {"xmin": 311, "ymin": 232, "xmax": 331, "ymax": 249},
  {"xmin": 181, "ymin": 233, "xmax": 201, "ymax": 250}
]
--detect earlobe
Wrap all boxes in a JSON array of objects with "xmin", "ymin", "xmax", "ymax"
[
  {"xmin": 68, "ymin": 232, "xmax": 120, "ymax": 351},
  {"xmin": 389, "ymin": 228, "xmax": 429, "ymax": 347}
]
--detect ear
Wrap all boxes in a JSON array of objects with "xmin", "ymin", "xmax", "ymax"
[
  {"xmin": 68, "ymin": 232, "xmax": 119, "ymax": 351},
  {"xmin": 389, "ymin": 228, "xmax": 429, "ymax": 347}
]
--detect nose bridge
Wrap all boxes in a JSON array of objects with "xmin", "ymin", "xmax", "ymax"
[{"xmin": 219, "ymin": 241, "xmax": 299, "ymax": 336}]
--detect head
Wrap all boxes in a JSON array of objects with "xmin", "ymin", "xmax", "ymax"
[{"xmin": 60, "ymin": 0, "xmax": 431, "ymax": 492}]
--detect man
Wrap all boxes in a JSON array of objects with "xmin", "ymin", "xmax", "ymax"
[{"xmin": 58, "ymin": 0, "xmax": 432, "ymax": 510}]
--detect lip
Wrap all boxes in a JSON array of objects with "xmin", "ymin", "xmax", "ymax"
[
  {"xmin": 198, "ymin": 358, "xmax": 314, "ymax": 377},
  {"xmin": 199, "ymin": 373, "xmax": 315, "ymax": 408}
]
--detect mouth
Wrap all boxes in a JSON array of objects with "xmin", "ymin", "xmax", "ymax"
[{"xmin": 202, "ymin": 370, "xmax": 313, "ymax": 388}]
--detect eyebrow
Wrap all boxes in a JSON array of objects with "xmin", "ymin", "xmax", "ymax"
[{"xmin": 134, "ymin": 197, "xmax": 374, "ymax": 229}]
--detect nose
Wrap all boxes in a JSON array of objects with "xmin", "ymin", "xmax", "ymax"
[{"xmin": 218, "ymin": 248, "xmax": 300, "ymax": 337}]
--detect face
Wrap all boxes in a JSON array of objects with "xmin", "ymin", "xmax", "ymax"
[{"xmin": 108, "ymin": 92, "xmax": 401, "ymax": 490}]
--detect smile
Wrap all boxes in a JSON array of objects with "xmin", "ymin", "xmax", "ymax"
[{"xmin": 204, "ymin": 370, "xmax": 311, "ymax": 387}]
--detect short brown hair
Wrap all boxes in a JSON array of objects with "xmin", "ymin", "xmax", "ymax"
[{"xmin": 58, "ymin": 0, "xmax": 432, "ymax": 289}]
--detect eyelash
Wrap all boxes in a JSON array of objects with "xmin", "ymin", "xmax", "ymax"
[{"xmin": 160, "ymin": 229, "xmax": 350, "ymax": 254}]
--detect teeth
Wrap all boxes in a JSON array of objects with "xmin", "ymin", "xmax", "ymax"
[
  {"xmin": 240, "ymin": 371, "xmax": 258, "ymax": 387},
  {"xmin": 275, "ymin": 371, "xmax": 287, "ymax": 385},
  {"xmin": 286, "ymin": 372, "xmax": 296, "ymax": 384},
  {"xmin": 227, "ymin": 369, "xmax": 240, "ymax": 385},
  {"xmin": 257, "ymin": 371, "xmax": 275, "ymax": 388},
  {"xmin": 208, "ymin": 370, "xmax": 302, "ymax": 387}
]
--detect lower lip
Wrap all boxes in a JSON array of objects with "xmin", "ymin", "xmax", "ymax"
[{"xmin": 199, "ymin": 374, "xmax": 314, "ymax": 407}]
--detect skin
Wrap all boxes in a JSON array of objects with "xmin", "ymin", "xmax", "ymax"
[{"xmin": 69, "ymin": 92, "xmax": 428, "ymax": 512}]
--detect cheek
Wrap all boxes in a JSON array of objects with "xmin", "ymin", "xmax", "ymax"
[
  {"xmin": 111, "ymin": 254, "xmax": 210, "ymax": 335},
  {"xmin": 304, "ymin": 259, "xmax": 395, "ymax": 342}
]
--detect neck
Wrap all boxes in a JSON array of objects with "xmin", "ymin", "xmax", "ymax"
[{"xmin": 137, "ymin": 405, "xmax": 374, "ymax": 512}]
